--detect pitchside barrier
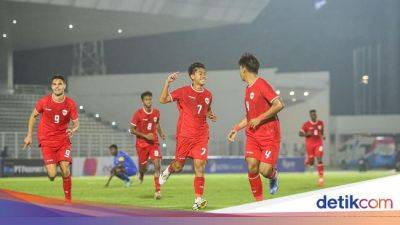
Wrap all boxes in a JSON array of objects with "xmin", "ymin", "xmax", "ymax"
[{"xmin": 0, "ymin": 156, "xmax": 305, "ymax": 177}]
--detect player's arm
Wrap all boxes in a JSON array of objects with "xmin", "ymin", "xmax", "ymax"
[
  {"xmin": 129, "ymin": 125, "xmax": 155, "ymax": 141},
  {"xmin": 23, "ymin": 108, "xmax": 39, "ymax": 150},
  {"xmin": 207, "ymin": 105, "xmax": 217, "ymax": 122},
  {"xmin": 321, "ymin": 123, "xmax": 326, "ymax": 140},
  {"xmin": 157, "ymin": 122, "xmax": 166, "ymax": 140},
  {"xmin": 105, "ymin": 171, "xmax": 115, "ymax": 187},
  {"xmin": 249, "ymin": 97, "xmax": 285, "ymax": 129},
  {"xmin": 227, "ymin": 117, "xmax": 248, "ymax": 142},
  {"xmin": 67, "ymin": 119, "xmax": 79, "ymax": 137},
  {"xmin": 159, "ymin": 72, "xmax": 179, "ymax": 104}
]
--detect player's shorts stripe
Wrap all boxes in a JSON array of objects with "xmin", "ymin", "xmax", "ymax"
[{"xmin": 130, "ymin": 123, "xmax": 136, "ymax": 126}]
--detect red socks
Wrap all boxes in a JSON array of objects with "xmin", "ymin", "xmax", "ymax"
[
  {"xmin": 154, "ymin": 176, "xmax": 160, "ymax": 192},
  {"xmin": 248, "ymin": 173, "xmax": 263, "ymax": 201},
  {"xmin": 267, "ymin": 169, "xmax": 277, "ymax": 180},
  {"xmin": 194, "ymin": 177, "xmax": 205, "ymax": 197},
  {"xmin": 63, "ymin": 175, "xmax": 71, "ymax": 201},
  {"xmin": 317, "ymin": 163, "xmax": 324, "ymax": 177}
]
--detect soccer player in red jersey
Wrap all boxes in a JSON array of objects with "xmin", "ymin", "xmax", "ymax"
[
  {"xmin": 23, "ymin": 75, "xmax": 79, "ymax": 202},
  {"xmin": 130, "ymin": 91, "xmax": 166, "ymax": 199},
  {"xmin": 227, "ymin": 53, "xmax": 285, "ymax": 202},
  {"xmin": 158, "ymin": 62, "xmax": 217, "ymax": 211},
  {"xmin": 299, "ymin": 109, "xmax": 325, "ymax": 186}
]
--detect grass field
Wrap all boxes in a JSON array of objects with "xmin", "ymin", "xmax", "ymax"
[{"xmin": 0, "ymin": 171, "xmax": 392, "ymax": 211}]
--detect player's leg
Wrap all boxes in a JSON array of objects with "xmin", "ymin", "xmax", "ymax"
[
  {"xmin": 59, "ymin": 161, "xmax": 72, "ymax": 202},
  {"xmin": 245, "ymin": 136, "xmax": 263, "ymax": 201},
  {"xmin": 159, "ymin": 138, "xmax": 189, "ymax": 185},
  {"xmin": 41, "ymin": 146, "xmax": 58, "ymax": 181},
  {"xmin": 57, "ymin": 144, "xmax": 73, "ymax": 202},
  {"xmin": 315, "ymin": 145, "xmax": 324, "ymax": 186},
  {"xmin": 150, "ymin": 147, "xmax": 162, "ymax": 199},
  {"xmin": 305, "ymin": 143, "xmax": 315, "ymax": 167},
  {"xmin": 114, "ymin": 166, "xmax": 132, "ymax": 187},
  {"xmin": 137, "ymin": 147, "xmax": 149, "ymax": 183},
  {"xmin": 45, "ymin": 164, "xmax": 57, "ymax": 181},
  {"xmin": 192, "ymin": 158, "xmax": 207, "ymax": 210},
  {"xmin": 259, "ymin": 141, "xmax": 280, "ymax": 195}
]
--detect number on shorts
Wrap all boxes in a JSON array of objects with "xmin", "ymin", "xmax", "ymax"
[
  {"xmin": 64, "ymin": 149, "xmax": 71, "ymax": 158},
  {"xmin": 200, "ymin": 147, "xmax": 207, "ymax": 156},
  {"xmin": 154, "ymin": 150, "xmax": 159, "ymax": 157},
  {"xmin": 54, "ymin": 115, "xmax": 60, "ymax": 124},
  {"xmin": 265, "ymin": 150, "xmax": 271, "ymax": 159},
  {"xmin": 197, "ymin": 104, "xmax": 202, "ymax": 114},
  {"xmin": 147, "ymin": 123, "xmax": 152, "ymax": 130}
]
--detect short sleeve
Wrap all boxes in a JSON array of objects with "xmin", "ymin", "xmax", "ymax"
[
  {"xmin": 35, "ymin": 98, "xmax": 44, "ymax": 114},
  {"xmin": 260, "ymin": 79, "xmax": 279, "ymax": 103},
  {"xmin": 170, "ymin": 87, "xmax": 184, "ymax": 101},
  {"xmin": 69, "ymin": 99, "xmax": 79, "ymax": 120},
  {"xmin": 130, "ymin": 111, "xmax": 139, "ymax": 126}
]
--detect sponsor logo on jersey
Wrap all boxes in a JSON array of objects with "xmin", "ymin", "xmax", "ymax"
[
  {"xmin": 205, "ymin": 97, "xmax": 210, "ymax": 105},
  {"xmin": 153, "ymin": 117, "xmax": 158, "ymax": 122},
  {"xmin": 318, "ymin": 125, "xmax": 322, "ymax": 130},
  {"xmin": 188, "ymin": 96, "xmax": 196, "ymax": 100},
  {"xmin": 143, "ymin": 118, "xmax": 148, "ymax": 121},
  {"xmin": 44, "ymin": 108, "xmax": 52, "ymax": 111},
  {"xmin": 250, "ymin": 92, "xmax": 255, "ymax": 100},
  {"xmin": 62, "ymin": 109, "xmax": 68, "ymax": 116}
]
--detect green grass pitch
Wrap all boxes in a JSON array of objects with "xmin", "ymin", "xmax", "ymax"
[{"xmin": 0, "ymin": 171, "xmax": 391, "ymax": 211}]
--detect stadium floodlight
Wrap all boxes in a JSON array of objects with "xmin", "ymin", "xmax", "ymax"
[
  {"xmin": 111, "ymin": 121, "xmax": 117, "ymax": 126},
  {"xmin": 304, "ymin": 91, "xmax": 309, "ymax": 96},
  {"xmin": 276, "ymin": 89, "xmax": 280, "ymax": 95},
  {"xmin": 361, "ymin": 74, "xmax": 369, "ymax": 85},
  {"xmin": 315, "ymin": 0, "xmax": 327, "ymax": 10},
  {"xmin": 95, "ymin": 113, "xmax": 100, "ymax": 118},
  {"xmin": 68, "ymin": 24, "xmax": 74, "ymax": 29},
  {"xmin": 117, "ymin": 28, "xmax": 123, "ymax": 34},
  {"xmin": 2, "ymin": 33, "xmax": 7, "ymax": 38},
  {"xmin": 289, "ymin": 90, "xmax": 295, "ymax": 96},
  {"xmin": 79, "ymin": 105, "xmax": 84, "ymax": 110},
  {"xmin": 12, "ymin": 19, "xmax": 17, "ymax": 24}
]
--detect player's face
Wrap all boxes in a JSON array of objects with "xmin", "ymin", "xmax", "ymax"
[
  {"xmin": 51, "ymin": 79, "xmax": 66, "ymax": 96},
  {"xmin": 239, "ymin": 65, "xmax": 246, "ymax": 81},
  {"xmin": 109, "ymin": 147, "xmax": 117, "ymax": 156},
  {"xmin": 142, "ymin": 95, "xmax": 152, "ymax": 108},
  {"xmin": 310, "ymin": 112, "xmax": 317, "ymax": 121},
  {"xmin": 191, "ymin": 68, "xmax": 207, "ymax": 86}
]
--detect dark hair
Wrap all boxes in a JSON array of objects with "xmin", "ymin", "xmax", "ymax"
[
  {"xmin": 188, "ymin": 62, "xmax": 206, "ymax": 76},
  {"xmin": 141, "ymin": 91, "xmax": 152, "ymax": 100},
  {"xmin": 238, "ymin": 53, "xmax": 260, "ymax": 74},
  {"xmin": 309, "ymin": 109, "xmax": 317, "ymax": 114},
  {"xmin": 51, "ymin": 75, "xmax": 66, "ymax": 84},
  {"xmin": 109, "ymin": 144, "xmax": 118, "ymax": 150}
]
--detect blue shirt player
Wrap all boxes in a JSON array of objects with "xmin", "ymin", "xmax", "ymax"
[{"xmin": 105, "ymin": 144, "xmax": 137, "ymax": 187}]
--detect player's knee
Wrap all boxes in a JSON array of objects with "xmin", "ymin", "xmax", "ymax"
[
  {"xmin": 139, "ymin": 165, "xmax": 147, "ymax": 173},
  {"xmin": 260, "ymin": 167, "xmax": 273, "ymax": 178},
  {"xmin": 247, "ymin": 165, "xmax": 259, "ymax": 174},
  {"xmin": 48, "ymin": 174, "xmax": 56, "ymax": 181},
  {"xmin": 317, "ymin": 157, "xmax": 323, "ymax": 164},
  {"xmin": 172, "ymin": 161, "xmax": 183, "ymax": 172}
]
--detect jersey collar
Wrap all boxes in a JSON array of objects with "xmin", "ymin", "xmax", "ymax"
[
  {"xmin": 247, "ymin": 77, "xmax": 259, "ymax": 88},
  {"xmin": 142, "ymin": 107, "xmax": 153, "ymax": 115},
  {"xmin": 191, "ymin": 84, "xmax": 204, "ymax": 93}
]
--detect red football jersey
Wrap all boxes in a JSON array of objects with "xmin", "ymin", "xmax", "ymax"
[
  {"xmin": 301, "ymin": 120, "xmax": 324, "ymax": 144},
  {"xmin": 244, "ymin": 77, "xmax": 280, "ymax": 141},
  {"xmin": 131, "ymin": 108, "xmax": 160, "ymax": 148},
  {"xmin": 35, "ymin": 95, "xmax": 78, "ymax": 147},
  {"xmin": 170, "ymin": 85, "xmax": 212, "ymax": 138}
]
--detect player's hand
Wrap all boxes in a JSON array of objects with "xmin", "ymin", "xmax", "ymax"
[
  {"xmin": 208, "ymin": 113, "xmax": 217, "ymax": 122},
  {"xmin": 249, "ymin": 118, "xmax": 261, "ymax": 129},
  {"xmin": 66, "ymin": 128, "xmax": 76, "ymax": 137},
  {"xmin": 227, "ymin": 130, "xmax": 237, "ymax": 142},
  {"xmin": 305, "ymin": 130, "xmax": 312, "ymax": 137},
  {"xmin": 160, "ymin": 132, "xmax": 166, "ymax": 140},
  {"xmin": 23, "ymin": 135, "xmax": 32, "ymax": 150},
  {"xmin": 166, "ymin": 72, "xmax": 179, "ymax": 84}
]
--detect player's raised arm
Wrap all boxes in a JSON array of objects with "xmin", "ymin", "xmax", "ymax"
[
  {"xmin": 159, "ymin": 72, "xmax": 179, "ymax": 104},
  {"xmin": 23, "ymin": 108, "xmax": 39, "ymax": 150},
  {"xmin": 248, "ymin": 97, "xmax": 285, "ymax": 129},
  {"xmin": 227, "ymin": 117, "xmax": 248, "ymax": 142}
]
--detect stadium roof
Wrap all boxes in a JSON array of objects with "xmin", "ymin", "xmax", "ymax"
[{"xmin": 0, "ymin": 0, "xmax": 270, "ymax": 50}]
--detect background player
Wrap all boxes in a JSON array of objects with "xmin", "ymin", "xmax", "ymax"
[
  {"xmin": 227, "ymin": 53, "xmax": 284, "ymax": 202},
  {"xmin": 130, "ymin": 91, "xmax": 166, "ymax": 199},
  {"xmin": 23, "ymin": 75, "xmax": 79, "ymax": 202},
  {"xmin": 299, "ymin": 109, "xmax": 325, "ymax": 186},
  {"xmin": 105, "ymin": 144, "xmax": 137, "ymax": 187},
  {"xmin": 158, "ymin": 62, "xmax": 217, "ymax": 211}
]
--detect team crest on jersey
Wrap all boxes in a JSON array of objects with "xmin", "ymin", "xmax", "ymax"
[
  {"xmin": 62, "ymin": 109, "xmax": 68, "ymax": 116},
  {"xmin": 250, "ymin": 92, "xmax": 255, "ymax": 100},
  {"xmin": 153, "ymin": 117, "xmax": 158, "ymax": 122},
  {"xmin": 318, "ymin": 125, "xmax": 322, "ymax": 130},
  {"xmin": 205, "ymin": 97, "xmax": 210, "ymax": 105}
]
